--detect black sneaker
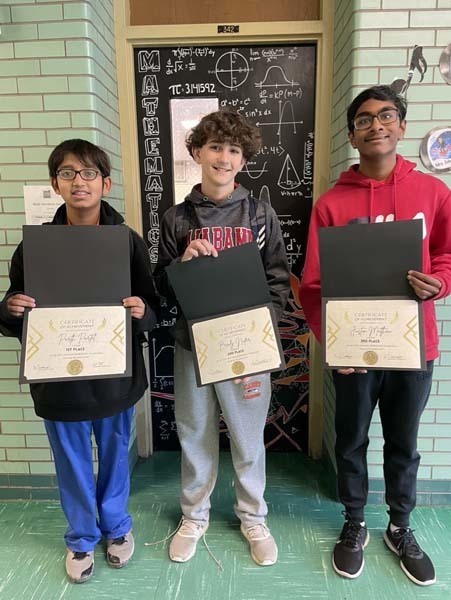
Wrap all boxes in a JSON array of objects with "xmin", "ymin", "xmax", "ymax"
[
  {"xmin": 383, "ymin": 526, "xmax": 436, "ymax": 586},
  {"xmin": 332, "ymin": 517, "xmax": 369, "ymax": 578}
]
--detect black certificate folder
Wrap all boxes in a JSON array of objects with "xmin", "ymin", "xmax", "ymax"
[
  {"xmin": 319, "ymin": 219, "xmax": 422, "ymax": 298},
  {"xmin": 319, "ymin": 220, "xmax": 425, "ymax": 371},
  {"xmin": 19, "ymin": 225, "xmax": 132, "ymax": 384},
  {"xmin": 166, "ymin": 242, "xmax": 271, "ymax": 320},
  {"xmin": 23, "ymin": 225, "xmax": 131, "ymax": 303},
  {"xmin": 166, "ymin": 243, "xmax": 285, "ymax": 386}
]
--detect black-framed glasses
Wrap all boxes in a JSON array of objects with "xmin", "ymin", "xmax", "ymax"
[
  {"xmin": 56, "ymin": 168, "xmax": 100, "ymax": 181},
  {"xmin": 353, "ymin": 109, "xmax": 399, "ymax": 131}
]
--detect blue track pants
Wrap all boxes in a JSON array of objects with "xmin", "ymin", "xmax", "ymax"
[{"xmin": 45, "ymin": 408, "xmax": 133, "ymax": 552}]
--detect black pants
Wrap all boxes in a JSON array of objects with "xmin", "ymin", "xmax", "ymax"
[{"xmin": 333, "ymin": 362, "xmax": 433, "ymax": 527}]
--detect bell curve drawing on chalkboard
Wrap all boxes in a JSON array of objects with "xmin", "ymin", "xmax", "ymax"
[
  {"xmin": 257, "ymin": 185, "xmax": 271, "ymax": 205},
  {"xmin": 255, "ymin": 65, "xmax": 300, "ymax": 88}
]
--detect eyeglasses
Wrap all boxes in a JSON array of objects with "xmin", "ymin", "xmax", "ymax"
[
  {"xmin": 353, "ymin": 109, "xmax": 399, "ymax": 131},
  {"xmin": 56, "ymin": 168, "xmax": 101, "ymax": 181}
]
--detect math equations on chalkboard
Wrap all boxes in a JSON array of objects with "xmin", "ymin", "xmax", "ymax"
[{"xmin": 134, "ymin": 43, "xmax": 316, "ymax": 452}]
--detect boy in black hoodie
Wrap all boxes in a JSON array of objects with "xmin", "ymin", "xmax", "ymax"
[
  {"xmin": 155, "ymin": 111, "xmax": 289, "ymax": 566},
  {"xmin": 0, "ymin": 139, "xmax": 159, "ymax": 583}
]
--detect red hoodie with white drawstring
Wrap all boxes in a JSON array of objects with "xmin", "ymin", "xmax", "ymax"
[{"xmin": 299, "ymin": 154, "xmax": 451, "ymax": 361}]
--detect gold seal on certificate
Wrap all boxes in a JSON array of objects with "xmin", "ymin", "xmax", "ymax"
[
  {"xmin": 67, "ymin": 359, "xmax": 84, "ymax": 375},
  {"xmin": 324, "ymin": 298, "xmax": 424, "ymax": 370},
  {"xmin": 190, "ymin": 305, "xmax": 284, "ymax": 386},
  {"xmin": 362, "ymin": 351, "xmax": 378, "ymax": 366},
  {"xmin": 21, "ymin": 306, "xmax": 128, "ymax": 383},
  {"xmin": 232, "ymin": 361, "xmax": 245, "ymax": 375}
]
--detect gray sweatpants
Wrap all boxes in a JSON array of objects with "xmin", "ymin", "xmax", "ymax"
[{"xmin": 174, "ymin": 343, "xmax": 271, "ymax": 527}]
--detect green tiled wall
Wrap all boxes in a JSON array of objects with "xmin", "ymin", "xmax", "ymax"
[
  {"xmin": 0, "ymin": 0, "xmax": 127, "ymax": 495},
  {"xmin": 324, "ymin": 0, "xmax": 451, "ymax": 501}
]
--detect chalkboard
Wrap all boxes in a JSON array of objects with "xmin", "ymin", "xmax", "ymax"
[{"xmin": 134, "ymin": 43, "xmax": 315, "ymax": 451}]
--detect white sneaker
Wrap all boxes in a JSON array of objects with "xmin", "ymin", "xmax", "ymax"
[
  {"xmin": 106, "ymin": 531, "xmax": 134, "ymax": 568},
  {"xmin": 169, "ymin": 518, "xmax": 208, "ymax": 562},
  {"xmin": 65, "ymin": 549, "xmax": 94, "ymax": 583},
  {"xmin": 241, "ymin": 523, "xmax": 278, "ymax": 566}
]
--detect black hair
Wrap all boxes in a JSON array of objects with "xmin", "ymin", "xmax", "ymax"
[
  {"xmin": 186, "ymin": 110, "xmax": 262, "ymax": 161},
  {"xmin": 48, "ymin": 139, "xmax": 111, "ymax": 178},
  {"xmin": 346, "ymin": 85, "xmax": 407, "ymax": 132}
]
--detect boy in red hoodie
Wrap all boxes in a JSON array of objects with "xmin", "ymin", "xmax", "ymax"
[{"xmin": 299, "ymin": 85, "xmax": 451, "ymax": 586}]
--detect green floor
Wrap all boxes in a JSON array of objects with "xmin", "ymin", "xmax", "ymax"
[{"xmin": 2, "ymin": 452, "xmax": 451, "ymax": 600}]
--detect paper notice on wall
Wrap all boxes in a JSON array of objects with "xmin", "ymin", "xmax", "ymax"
[{"xmin": 23, "ymin": 186, "xmax": 62, "ymax": 225}]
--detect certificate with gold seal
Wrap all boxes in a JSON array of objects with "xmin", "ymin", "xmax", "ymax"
[
  {"xmin": 189, "ymin": 304, "xmax": 285, "ymax": 386},
  {"xmin": 323, "ymin": 298, "xmax": 425, "ymax": 370},
  {"xmin": 167, "ymin": 243, "xmax": 286, "ymax": 386},
  {"xmin": 19, "ymin": 305, "xmax": 131, "ymax": 383}
]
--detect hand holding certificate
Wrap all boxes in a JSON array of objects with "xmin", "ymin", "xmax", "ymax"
[
  {"xmin": 324, "ymin": 298, "xmax": 423, "ymax": 370},
  {"xmin": 319, "ymin": 220, "xmax": 425, "ymax": 370},
  {"xmin": 19, "ymin": 225, "xmax": 132, "ymax": 383},
  {"xmin": 21, "ymin": 306, "xmax": 128, "ymax": 382},
  {"xmin": 191, "ymin": 305, "xmax": 282, "ymax": 386},
  {"xmin": 166, "ymin": 243, "xmax": 285, "ymax": 386}
]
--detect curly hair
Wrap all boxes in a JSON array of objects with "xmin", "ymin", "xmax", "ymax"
[
  {"xmin": 186, "ymin": 110, "xmax": 262, "ymax": 161},
  {"xmin": 347, "ymin": 85, "xmax": 407, "ymax": 132},
  {"xmin": 48, "ymin": 139, "xmax": 111, "ymax": 178}
]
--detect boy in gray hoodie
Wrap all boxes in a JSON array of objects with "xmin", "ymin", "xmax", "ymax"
[{"xmin": 155, "ymin": 110, "xmax": 289, "ymax": 566}]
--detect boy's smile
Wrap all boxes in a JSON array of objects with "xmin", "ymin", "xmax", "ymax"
[
  {"xmin": 349, "ymin": 99, "xmax": 406, "ymax": 160},
  {"xmin": 51, "ymin": 153, "xmax": 111, "ymax": 223},
  {"xmin": 193, "ymin": 139, "xmax": 245, "ymax": 201}
]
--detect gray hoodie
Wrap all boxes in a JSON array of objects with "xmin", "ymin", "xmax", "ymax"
[{"xmin": 155, "ymin": 184, "xmax": 290, "ymax": 349}]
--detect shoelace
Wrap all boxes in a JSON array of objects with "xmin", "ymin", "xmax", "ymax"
[
  {"xmin": 392, "ymin": 528, "xmax": 422, "ymax": 558},
  {"xmin": 245, "ymin": 523, "xmax": 270, "ymax": 540},
  {"xmin": 144, "ymin": 520, "xmax": 181, "ymax": 547},
  {"xmin": 178, "ymin": 520, "xmax": 204, "ymax": 537},
  {"xmin": 144, "ymin": 518, "xmax": 224, "ymax": 571},
  {"xmin": 342, "ymin": 521, "xmax": 365, "ymax": 549},
  {"xmin": 110, "ymin": 535, "xmax": 126, "ymax": 546}
]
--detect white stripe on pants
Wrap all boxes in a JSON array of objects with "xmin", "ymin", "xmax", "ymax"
[{"xmin": 174, "ymin": 343, "xmax": 271, "ymax": 527}]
